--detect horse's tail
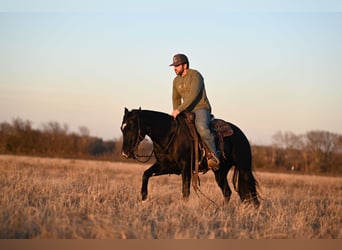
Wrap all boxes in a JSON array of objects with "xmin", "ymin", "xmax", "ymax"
[{"xmin": 232, "ymin": 165, "xmax": 260, "ymax": 207}]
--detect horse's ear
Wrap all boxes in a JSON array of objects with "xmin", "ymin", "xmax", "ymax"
[
  {"xmin": 139, "ymin": 107, "xmax": 141, "ymax": 111},
  {"xmin": 124, "ymin": 107, "xmax": 129, "ymax": 115}
]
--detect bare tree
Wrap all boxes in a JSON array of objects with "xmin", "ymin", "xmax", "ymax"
[{"xmin": 305, "ymin": 130, "xmax": 339, "ymax": 173}]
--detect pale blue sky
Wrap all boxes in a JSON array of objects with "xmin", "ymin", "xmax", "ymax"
[{"xmin": 1, "ymin": 1, "xmax": 341, "ymax": 144}]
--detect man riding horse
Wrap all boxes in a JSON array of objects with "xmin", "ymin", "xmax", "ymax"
[
  {"xmin": 120, "ymin": 54, "xmax": 259, "ymax": 206},
  {"xmin": 170, "ymin": 54, "xmax": 220, "ymax": 171}
]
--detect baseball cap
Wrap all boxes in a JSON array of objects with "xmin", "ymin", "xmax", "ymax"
[{"xmin": 169, "ymin": 54, "xmax": 189, "ymax": 66}]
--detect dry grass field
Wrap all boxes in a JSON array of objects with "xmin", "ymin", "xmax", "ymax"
[{"xmin": 0, "ymin": 154, "xmax": 341, "ymax": 239}]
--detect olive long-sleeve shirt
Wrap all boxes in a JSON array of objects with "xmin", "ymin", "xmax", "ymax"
[{"xmin": 172, "ymin": 69, "xmax": 212, "ymax": 113}]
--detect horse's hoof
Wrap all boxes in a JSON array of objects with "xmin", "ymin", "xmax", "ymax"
[
  {"xmin": 141, "ymin": 198, "xmax": 149, "ymax": 204},
  {"xmin": 141, "ymin": 193, "xmax": 148, "ymax": 202}
]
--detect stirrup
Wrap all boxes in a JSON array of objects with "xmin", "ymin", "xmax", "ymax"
[{"xmin": 207, "ymin": 154, "xmax": 220, "ymax": 171}]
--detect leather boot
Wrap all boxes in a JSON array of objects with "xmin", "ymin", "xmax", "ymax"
[{"xmin": 207, "ymin": 153, "xmax": 220, "ymax": 171}]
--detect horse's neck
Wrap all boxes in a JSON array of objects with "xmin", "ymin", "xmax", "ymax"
[{"xmin": 142, "ymin": 111, "xmax": 175, "ymax": 145}]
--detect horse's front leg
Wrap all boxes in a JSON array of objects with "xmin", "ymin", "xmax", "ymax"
[{"xmin": 141, "ymin": 163, "xmax": 158, "ymax": 201}]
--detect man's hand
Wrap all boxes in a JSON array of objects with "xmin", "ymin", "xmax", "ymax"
[{"xmin": 171, "ymin": 109, "xmax": 180, "ymax": 119}]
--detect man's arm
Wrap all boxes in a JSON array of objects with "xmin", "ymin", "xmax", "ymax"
[
  {"xmin": 176, "ymin": 71, "xmax": 203, "ymax": 112},
  {"xmin": 172, "ymin": 81, "xmax": 182, "ymax": 110}
]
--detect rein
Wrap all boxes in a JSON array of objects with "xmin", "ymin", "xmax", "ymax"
[
  {"xmin": 133, "ymin": 139, "xmax": 154, "ymax": 163},
  {"xmin": 184, "ymin": 113, "xmax": 219, "ymax": 208}
]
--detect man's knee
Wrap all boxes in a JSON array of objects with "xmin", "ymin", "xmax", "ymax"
[{"xmin": 196, "ymin": 125, "xmax": 211, "ymax": 138}]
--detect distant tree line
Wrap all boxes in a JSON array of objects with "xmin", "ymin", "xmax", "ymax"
[
  {"xmin": 0, "ymin": 118, "xmax": 341, "ymax": 175},
  {"xmin": 0, "ymin": 118, "xmax": 120, "ymax": 161},
  {"xmin": 252, "ymin": 131, "xmax": 342, "ymax": 175}
]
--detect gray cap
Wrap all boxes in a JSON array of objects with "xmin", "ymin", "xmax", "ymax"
[{"xmin": 169, "ymin": 54, "xmax": 189, "ymax": 66}]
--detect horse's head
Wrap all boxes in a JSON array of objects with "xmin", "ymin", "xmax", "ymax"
[{"xmin": 120, "ymin": 108, "xmax": 147, "ymax": 159}]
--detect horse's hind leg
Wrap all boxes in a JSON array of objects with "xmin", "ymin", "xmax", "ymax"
[
  {"xmin": 214, "ymin": 167, "xmax": 231, "ymax": 204},
  {"xmin": 236, "ymin": 168, "xmax": 259, "ymax": 207}
]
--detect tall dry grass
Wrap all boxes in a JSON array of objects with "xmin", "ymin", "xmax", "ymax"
[{"xmin": 0, "ymin": 155, "xmax": 341, "ymax": 239}]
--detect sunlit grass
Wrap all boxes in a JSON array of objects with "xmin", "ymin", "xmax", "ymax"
[{"xmin": 0, "ymin": 155, "xmax": 341, "ymax": 239}]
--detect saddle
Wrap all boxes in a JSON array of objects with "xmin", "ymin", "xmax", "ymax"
[{"xmin": 183, "ymin": 112, "xmax": 233, "ymax": 161}]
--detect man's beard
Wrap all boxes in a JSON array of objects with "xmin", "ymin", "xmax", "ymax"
[{"xmin": 175, "ymin": 67, "xmax": 184, "ymax": 76}]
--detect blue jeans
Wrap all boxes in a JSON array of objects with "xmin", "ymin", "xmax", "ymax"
[{"xmin": 194, "ymin": 109, "xmax": 217, "ymax": 156}]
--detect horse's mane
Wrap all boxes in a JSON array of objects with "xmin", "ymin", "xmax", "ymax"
[
  {"xmin": 146, "ymin": 110, "xmax": 195, "ymax": 129},
  {"xmin": 138, "ymin": 109, "xmax": 170, "ymax": 117},
  {"xmin": 132, "ymin": 109, "xmax": 174, "ymax": 122}
]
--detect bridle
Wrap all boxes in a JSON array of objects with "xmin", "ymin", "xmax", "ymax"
[
  {"xmin": 132, "ymin": 111, "xmax": 154, "ymax": 163},
  {"xmin": 130, "ymin": 110, "xmax": 179, "ymax": 163}
]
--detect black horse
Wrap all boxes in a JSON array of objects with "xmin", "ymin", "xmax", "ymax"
[{"xmin": 120, "ymin": 108, "xmax": 259, "ymax": 207}]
